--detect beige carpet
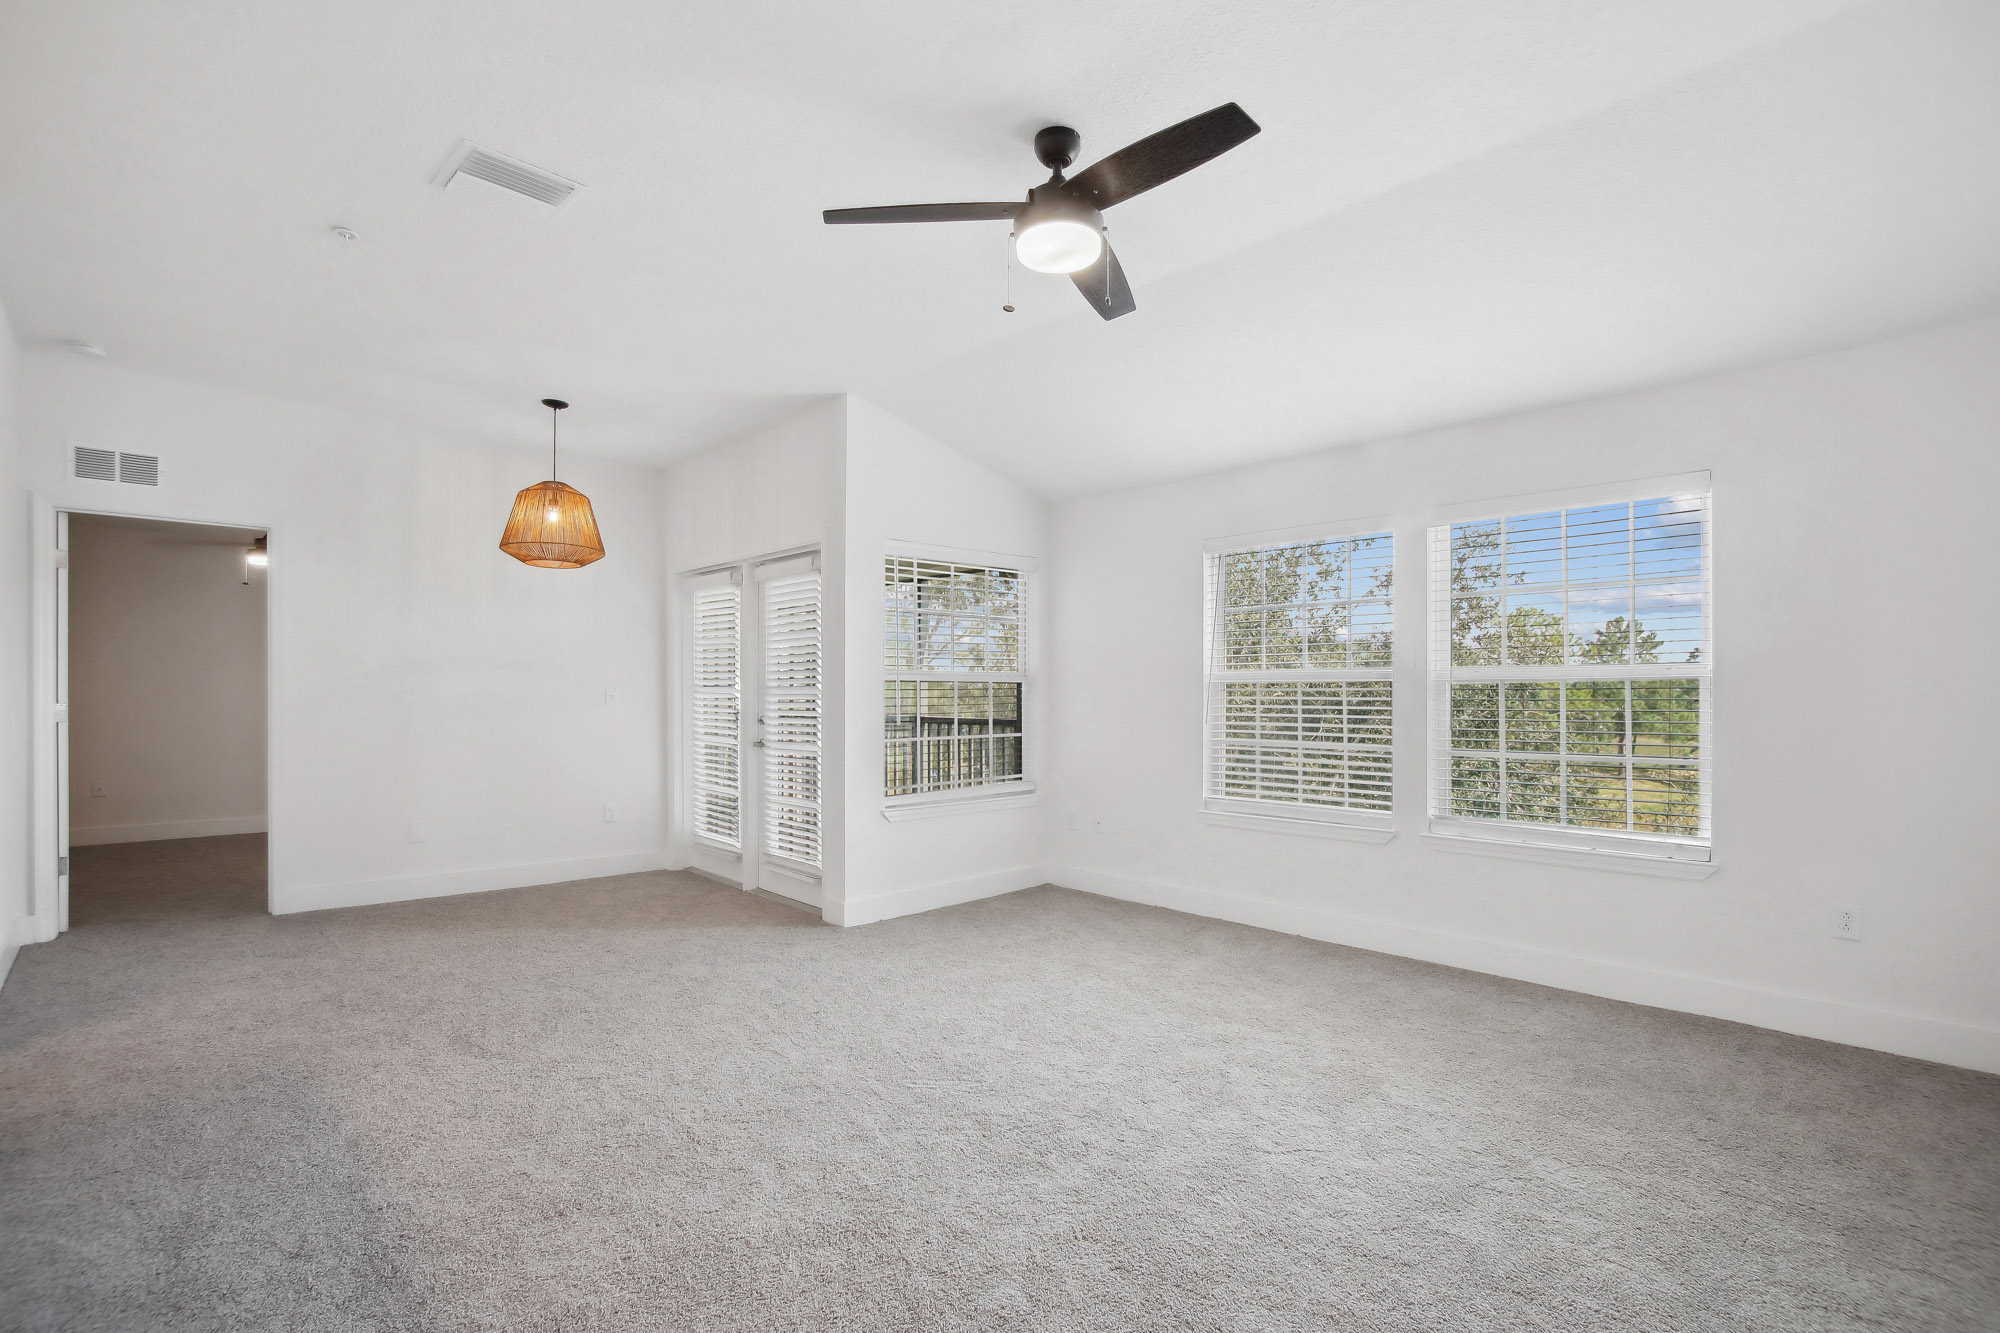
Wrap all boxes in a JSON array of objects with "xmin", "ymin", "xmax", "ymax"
[{"xmin": 2, "ymin": 834, "xmax": 1996, "ymax": 1331}]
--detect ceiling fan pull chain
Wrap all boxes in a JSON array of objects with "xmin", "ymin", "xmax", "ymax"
[{"xmin": 1002, "ymin": 246, "xmax": 1015, "ymax": 313}]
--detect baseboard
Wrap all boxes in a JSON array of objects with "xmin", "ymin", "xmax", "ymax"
[
  {"xmin": 1053, "ymin": 865, "xmax": 2000, "ymax": 1076},
  {"xmin": 274, "ymin": 850, "xmax": 669, "ymax": 915},
  {"xmin": 70, "ymin": 815, "xmax": 268, "ymax": 846},
  {"xmin": 832, "ymin": 864, "xmax": 1047, "ymax": 928}
]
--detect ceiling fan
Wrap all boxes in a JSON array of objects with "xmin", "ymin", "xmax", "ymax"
[{"xmin": 823, "ymin": 103, "xmax": 1260, "ymax": 320}]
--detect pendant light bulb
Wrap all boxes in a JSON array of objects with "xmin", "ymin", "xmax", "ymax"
[{"xmin": 499, "ymin": 398, "xmax": 605, "ymax": 569}]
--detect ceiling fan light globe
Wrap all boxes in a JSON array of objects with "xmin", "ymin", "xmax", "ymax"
[{"xmin": 1015, "ymin": 220, "xmax": 1102, "ymax": 274}]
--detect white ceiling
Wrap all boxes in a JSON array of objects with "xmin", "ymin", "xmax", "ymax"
[{"xmin": 4, "ymin": 0, "xmax": 1995, "ymax": 496}]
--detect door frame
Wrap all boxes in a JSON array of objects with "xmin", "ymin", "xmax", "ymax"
[
  {"xmin": 29, "ymin": 494, "xmax": 277, "ymax": 936},
  {"xmin": 676, "ymin": 542, "xmax": 823, "ymax": 910}
]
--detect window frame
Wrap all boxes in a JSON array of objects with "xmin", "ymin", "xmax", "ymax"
[
  {"xmin": 1200, "ymin": 515, "xmax": 1398, "ymax": 835},
  {"xmin": 1424, "ymin": 472, "xmax": 1714, "ymax": 868},
  {"xmin": 881, "ymin": 541, "xmax": 1038, "ymax": 814}
]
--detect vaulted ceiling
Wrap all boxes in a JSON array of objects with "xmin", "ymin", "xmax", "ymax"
[{"xmin": 3, "ymin": 0, "xmax": 1996, "ymax": 495}]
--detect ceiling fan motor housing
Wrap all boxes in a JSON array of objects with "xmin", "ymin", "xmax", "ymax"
[{"xmin": 1034, "ymin": 125, "xmax": 1082, "ymax": 173}]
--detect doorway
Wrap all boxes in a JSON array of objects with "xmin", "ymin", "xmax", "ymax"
[
  {"xmin": 685, "ymin": 548, "xmax": 823, "ymax": 911},
  {"xmin": 46, "ymin": 510, "xmax": 272, "ymax": 929}
]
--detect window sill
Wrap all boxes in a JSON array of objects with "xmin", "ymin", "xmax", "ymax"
[
  {"xmin": 1200, "ymin": 808, "xmax": 1396, "ymax": 844},
  {"xmin": 881, "ymin": 786, "xmax": 1040, "ymax": 822},
  {"xmin": 1421, "ymin": 831, "xmax": 1717, "ymax": 880}
]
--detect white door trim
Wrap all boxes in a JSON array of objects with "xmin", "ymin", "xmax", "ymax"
[
  {"xmin": 28, "ymin": 495, "xmax": 277, "ymax": 932},
  {"xmin": 674, "ymin": 543, "xmax": 823, "ymax": 911}
]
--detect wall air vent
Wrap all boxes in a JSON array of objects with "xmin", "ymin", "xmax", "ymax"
[
  {"xmin": 119, "ymin": 452, "xmax": 160, "ymax": 486},
  {"xmin": 436, "ymin": 141, "xmax": 581, "ymax": 214},
  {"xmin": 73, "ymin": 446, "xmax": 117, "ymax": 481}
]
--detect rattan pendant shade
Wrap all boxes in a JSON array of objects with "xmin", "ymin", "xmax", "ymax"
[
  {"xmin": 499, "ymin": 399, "xmax": 605, "ymax": 569},
  {"xmin": 499, "ymin": 480, "xmax": 604, "ymax": 568}
]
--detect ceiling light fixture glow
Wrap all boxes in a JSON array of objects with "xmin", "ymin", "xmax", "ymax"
[
  {"xmin": 1010, "ymin": 187, "xmax": 1106, "ymax": 275},
  {"xmin": 1015, "ymin": 219, "xmax": 1103, "ymax": 274}
]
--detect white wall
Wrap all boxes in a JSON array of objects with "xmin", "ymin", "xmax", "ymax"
[
  {"xmin": 1043, "ymin": 313, "xmax": 2000, "ymax": 1073},
  {"xmin": 837, "ymin": 397, "xmax": 1047, "ymax": 926},
  {"xmin": 66, "ymin": 515, "xmax": 267, "ymax": 845},
  {"xmin": 656, "ymin": 396, "xmax": 1047, "ymax": 927},
  {"xmin": 0, "ymin": 301, "xmax": 27, "ymax": 980},
  {"xmin": 660, "ymin": 399, "xmax": 847, "ymax": 905},
  {"xmin": 20, "ymin": 353, "xmax": 668, "ymax": 914}
]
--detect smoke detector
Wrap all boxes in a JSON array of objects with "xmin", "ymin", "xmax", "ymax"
[{"xmin": 435, "ymin": 141, "xmax": 582, "ymax": 215}]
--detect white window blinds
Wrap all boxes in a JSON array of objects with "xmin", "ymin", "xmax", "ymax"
[
  {"xmin": 761, "ymin": 570, "xmax": 822, "ymax": 868},
  {"xmin": 689, "ymin": 581, "xmax": 741, "ymax": 848},
  {"xmin": 1427, "ymin": 486, "xmax": 1711, "ymax": 857},
  {"xmin": 1204, "ymin": 531, "xmax": 1394, "ymax": 816},
  {"xmin": 884, "ymin": 557, "xmax": 1026, "ymax": 797}
]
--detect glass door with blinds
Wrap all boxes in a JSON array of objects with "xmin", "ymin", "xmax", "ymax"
[
  {"xmin": 754, "ymin": 555, "xmax": 823, "ymax": 903},
  {"xmin": 684, "ymin": 551, "xmax": 822, "ymax": 909},
  {"xmin": 687, "ymin": 570, "xmax": 744, "ymax": 853}
]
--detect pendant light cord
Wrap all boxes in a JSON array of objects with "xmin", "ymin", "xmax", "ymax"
[{"xmin": 551, "ymin": 405, "xmax": 558, "ymax": 483}]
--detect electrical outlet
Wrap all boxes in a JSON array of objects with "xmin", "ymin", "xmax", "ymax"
[
  {"xmin": 407, "ymin": 819, "xmax": 428, "ymax": 844},
  {"xmin": 1833, "ymin": 907, "xmax": 1863, "ymax": 941},
  {"xmin": 603, "ymin": 803, "xmax": 617, "ymax": 823},
  {"xmin": 91, "ymin": 781, "xmax": 108, "ymax": 798}
]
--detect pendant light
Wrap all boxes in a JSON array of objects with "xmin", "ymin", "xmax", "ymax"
[{"xmin": 499, "ymin": 398, "xmax": 604, "ymax": 569}]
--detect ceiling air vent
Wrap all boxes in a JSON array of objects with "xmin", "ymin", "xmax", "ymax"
[
  {"xmin": 119, "ymin": 452, "xmax": 161, "ymax": 486},
  {"xmin": 73, "ymin": 446, "xmax": 117, "ymax": 482},
  {"xmin": 437, "ymin": 141, "xmax": 581, "ymax": 214}
]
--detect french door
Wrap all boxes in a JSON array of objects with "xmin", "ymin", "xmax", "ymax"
[{"xmin": 687, "ymin": 552, "xmax": 822, "ymax": 906}]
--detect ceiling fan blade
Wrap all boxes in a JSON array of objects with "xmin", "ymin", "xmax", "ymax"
[
  {"xmin": 1071, "ymin": 243, "xmax": 1135, "ymax": 320},
  {"xmin": 822, "ymin": 202, "xmax": 1022, "ymax": 225},
  {"xmin": 1061, "ymin": 103, "xmax": 1260, "ymax": 211}
]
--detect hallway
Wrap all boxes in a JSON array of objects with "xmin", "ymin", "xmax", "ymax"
[{"xmin": 68, "ymin": 834, "xmax": 266, "ymax": 927}]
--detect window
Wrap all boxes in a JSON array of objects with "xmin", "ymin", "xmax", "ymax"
[
  {"xmin": 884, "ymin": 557, "xmax": 1025, "ymax": 798},
  {"xmin": 689, "ymin": 578, "xmax": 742, "ymax": 847},
  {"xmin": 1428, "ymin": 481, "xmax": 1711, "ymax": 860},
  {"xmin": 1203, "ymin": 528, "xmax": 1394, "ymax": 819}
]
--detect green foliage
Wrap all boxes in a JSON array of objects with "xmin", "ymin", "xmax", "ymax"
[
  {"xmin": 1447, "ymin": 675, "xmax": 1701, "ymax": 833},
  {"xmin": 1219, "ymin": 536, "xmax": 1392, "ymax": 669}
]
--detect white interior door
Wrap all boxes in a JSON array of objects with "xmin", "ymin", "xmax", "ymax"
[{"xmin": 751, "ymin": 555, "xmax": 822, "ymax": 905}]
